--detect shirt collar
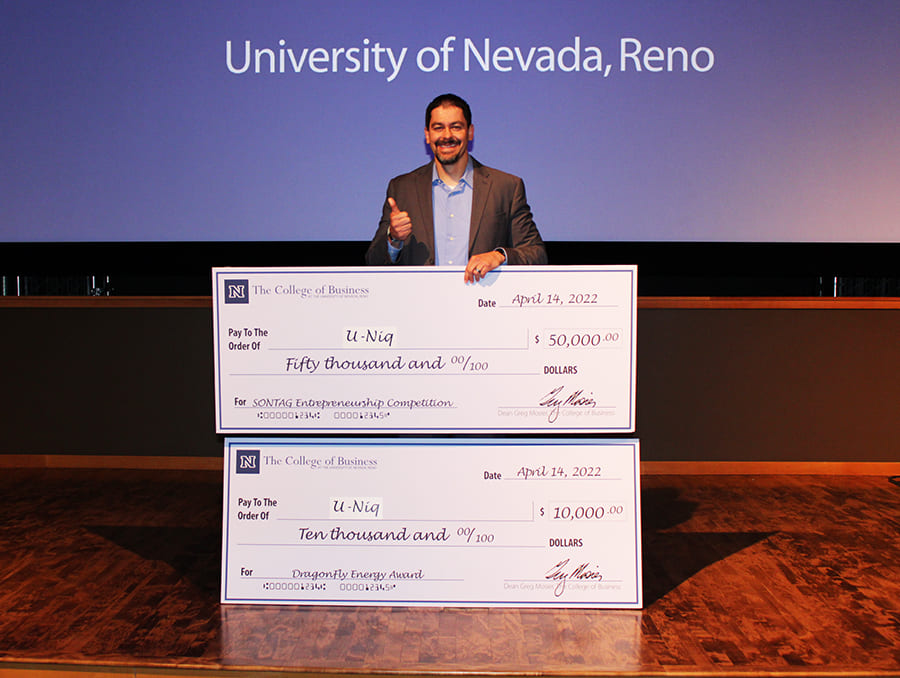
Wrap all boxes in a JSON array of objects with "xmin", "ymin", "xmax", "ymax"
[{"xmin": 432, "ymin": 158, "xmax": 474, "ymax": 189}]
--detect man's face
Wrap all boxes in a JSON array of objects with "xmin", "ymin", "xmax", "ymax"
[{"xmin": 425, "ymin": 104, "xmax": 473, "ymax": 167}]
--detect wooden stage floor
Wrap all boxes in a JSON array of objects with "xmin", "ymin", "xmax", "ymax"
[{"xmin": 1, "ymin": 468, "xmax": 900, "ymax": 677}]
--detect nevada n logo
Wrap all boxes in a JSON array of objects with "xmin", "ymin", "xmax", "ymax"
[
  {"xmin": 236, "ymin": 449, "xmax": 260, "ymax": 474},
  {"xmin": 224, "ymin": 279, "xmax": 249, "ymax": 304}
]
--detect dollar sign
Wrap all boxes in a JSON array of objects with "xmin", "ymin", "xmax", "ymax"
[
  {"xmin": 534, "ymin": 334, "xmax": 540, "ymax": 344},
  {"xmin": 539, "ymin": 507, "xmax": 544, "ymax": 516}
]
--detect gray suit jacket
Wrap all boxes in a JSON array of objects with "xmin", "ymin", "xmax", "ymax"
[{"xmin": 365, "ymin": 159, "xmax": 547, "ymax": 266}]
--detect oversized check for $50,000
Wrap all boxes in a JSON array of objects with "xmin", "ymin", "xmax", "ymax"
[{"xmin": 213, "ymin": 266, "xmax": 636, "ymax": 434}]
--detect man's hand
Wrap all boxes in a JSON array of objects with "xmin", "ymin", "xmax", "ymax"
[
  {"xmin": 465, "ymin": 250, "xmax": 505, "ymax": 284},
  {"xmin": 388, "ymin": 197, "xmax": 412, "ymax": 244}
]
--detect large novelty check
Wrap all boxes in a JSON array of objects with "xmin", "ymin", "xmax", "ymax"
[
  {"xmin": 221, "ymin": 438, "xmax": 642, "ymax": 608},
  {"xmin": 213, "ymin": 266, "xmax": 636, "ymax": 434}
]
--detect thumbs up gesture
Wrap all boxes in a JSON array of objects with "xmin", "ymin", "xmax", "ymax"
[{"xmin": 387, "ymin": 197, "xmax": 412, "ymax": 244}]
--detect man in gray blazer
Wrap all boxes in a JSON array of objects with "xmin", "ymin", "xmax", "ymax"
[{"xmin": 366, "ymin": 94, "xmax": 547, "ymax": 283}]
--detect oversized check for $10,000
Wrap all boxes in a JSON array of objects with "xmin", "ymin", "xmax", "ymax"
[
  {"xmin": 221, "ymin": 438, "xmax": 642, "ymax": 607},
  {"xmin": 213, "ymin": 266, "xmax": 636, "ymax": 433}
]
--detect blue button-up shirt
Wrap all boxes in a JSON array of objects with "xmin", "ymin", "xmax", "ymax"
[{"xmin": 432, "ymin": 160, "xmax": 474, "ymax": 266}]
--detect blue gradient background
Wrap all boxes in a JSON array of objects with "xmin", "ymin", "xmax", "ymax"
[{"xmin": 2, "ymin": 0, "xmax": 898, "ymax": 242}]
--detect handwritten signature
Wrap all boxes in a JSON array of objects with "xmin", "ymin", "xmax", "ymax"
[
  {"xmin": 545, "ymin": 558, "xmax": 603, "ymax": 597},
  {"xmin": 538, "ymin": 385, "xmax": 597, "ymax": 423}
]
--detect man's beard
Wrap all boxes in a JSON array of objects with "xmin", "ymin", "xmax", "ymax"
[{"xmin": 434, "ymin": 140, "xmax": 465, "ymax": 166}]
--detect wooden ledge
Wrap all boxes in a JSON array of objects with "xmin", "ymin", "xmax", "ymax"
[
  {"xmin": 2, "ymin": 455, "xmax": 898, "ymax": 476},
  {"xmin": 0, "ymin": 296, "xmax": 211, "ymax": 308},
  {"xmin": 0, "ymin": 455, "xmax": 223, "ymax": 472},
  {"xmin": 639, "ymin": 296, "xmax": 900, "ymax": 309}
]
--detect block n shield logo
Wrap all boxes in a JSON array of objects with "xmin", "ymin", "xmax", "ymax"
[
  {"xmin": 236, "ymin": 449, "xmax": 260, "ymax": 474},
  {"xmin": 224, "ymin": 279, "xmax": 250, "ymax": 304}
]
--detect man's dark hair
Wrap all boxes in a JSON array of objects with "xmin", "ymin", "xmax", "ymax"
[{"xmin": 425, "ymin": 93, "xmax": 472, "ymax": 127}]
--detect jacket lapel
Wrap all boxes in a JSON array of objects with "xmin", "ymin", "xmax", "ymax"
[
  {"xmin": 469, "ymin": 160, "xmax": 490, "ymax": 255},
  {"xmin": 415, "ymin": 164, "xmax": 435, "ymax": 261}
]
